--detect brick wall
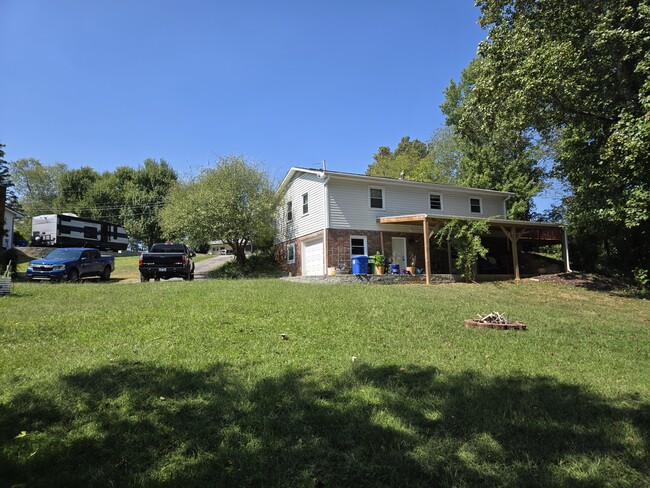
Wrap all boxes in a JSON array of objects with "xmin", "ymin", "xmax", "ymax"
[
  {"xmin": 276, "ymin": 227, "xmax": 459, "ymax": 276},
  {"xmin": 327, "ymin": 228, "xmax": 430, "ymax": 271},
  {"xmin": 274, "ymin": 230, "xmax": 324, "ymax": 276}
]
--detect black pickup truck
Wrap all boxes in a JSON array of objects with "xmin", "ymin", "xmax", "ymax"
[{"xmin": 139, "ymin": 243, "xmax": 195, "ymax": 282}]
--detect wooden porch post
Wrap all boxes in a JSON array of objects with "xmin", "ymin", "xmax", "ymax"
[
  {"xmin": 423, "ymin": 218, "xmax": 431, "ymax": 285},
  {"xmin": 499, "ymin": 225, "xmax": 521, "ymax": 281},
  {"xmin": 562, "ymin": 227, "xmax": 572, "ymax": 272},
  {"xmin": 511, "ymin": 227, "xmax": 521, "ymax": 280}
]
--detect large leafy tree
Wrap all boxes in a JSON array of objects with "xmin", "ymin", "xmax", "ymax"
[
  {"xmin": 120, "ymin": 159, "xmax": 177, "ymax": 248},
  {"xmin": 56, "ymin": 166, "xmax": 100, "ymax": 215},
  {"xmin": 366, "ymin": 128, "xmax": 461, "ymax": 184},
  {"xmin": 9, "ymin": 158, "xmax": 67, "ymax": 217},
  {"xmin": 462, "ymin": 0, "xmax": 650, "ymax": 277},
  {"xmin": 441, "ymin": 57, "xmax": 545, "ymax": 220},
  {"xmin": 160, "ymin": 156, "xmax": 279, "ymax": 265}
]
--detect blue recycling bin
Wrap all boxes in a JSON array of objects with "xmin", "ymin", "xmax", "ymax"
[
  {"xmin": 352, "ymin": 256, "xmax": 369, "ymax": 275},
  {"xmin": 390, "ymin": 264, "xmax": 400, "ymax": 275}
]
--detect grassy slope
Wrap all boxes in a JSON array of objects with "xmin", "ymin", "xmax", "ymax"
[{"xmin": 0, "ymin": 279, "xmax": 648, "ymax": 487}]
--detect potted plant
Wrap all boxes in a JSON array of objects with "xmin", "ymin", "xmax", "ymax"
[
  {"xmin": 407, "ymin": 253, "xmax": 417, "ymax": 276},
  {"xmin": 374, "ymin": 252, "xmax": 385, "ymax": 275}
]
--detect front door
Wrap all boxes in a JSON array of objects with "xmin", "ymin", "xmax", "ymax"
[{"xmin": 391, "ymin": 237, "xmax": 407, "ymax": 271}]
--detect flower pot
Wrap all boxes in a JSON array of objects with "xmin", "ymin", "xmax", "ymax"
[
  {"xmin": 406, "ymin": 266, "xmax": 416, "ymax": 275},
  {"xmin": 375, "ymin": 266, "xmax": 385, "ymax": 275}
]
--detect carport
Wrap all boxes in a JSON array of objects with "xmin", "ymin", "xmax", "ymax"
[{"xmin": 377, "ymin": 214, "xmax": 570, "ymax": 285}]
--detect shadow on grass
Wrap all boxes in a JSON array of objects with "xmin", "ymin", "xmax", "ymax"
[
  {"xmin": 1, "ymin": 362, "xmax": 648, "ymax": 487},
  {"xmin": 539, "ymin": 272, "xmax": 650, "ymax": 299}
]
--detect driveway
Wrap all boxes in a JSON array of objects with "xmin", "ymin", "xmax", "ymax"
[{"xmin": 193, "ymin": 255, "xmax": 234, "ymax": 279}]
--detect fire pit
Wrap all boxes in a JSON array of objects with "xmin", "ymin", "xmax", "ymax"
[{"xmin": 464, "ymin": 311, "xmax": 527, "ymax": 331}]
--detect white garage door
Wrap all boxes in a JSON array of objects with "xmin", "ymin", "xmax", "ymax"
[{"xmin": 302, "ymin": 239, "xmax": 324, "ymax": 276}]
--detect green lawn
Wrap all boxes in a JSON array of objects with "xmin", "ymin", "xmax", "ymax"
[{"xmin": 1, "ymin": 279, "xmax": 648, "ymax": 487}]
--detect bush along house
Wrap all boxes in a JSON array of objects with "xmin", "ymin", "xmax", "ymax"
[{"xmin": 274, "ymin": 167, "xmax": 570, "ymax": 284}]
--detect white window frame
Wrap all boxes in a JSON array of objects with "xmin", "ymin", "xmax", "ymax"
[
  {"xmin": 302, "ymin": 193, "xmax": 309, "ymax": 215},
  {"xmin": 368, "ymin": 186, "xmax": 385, "ymax": 210},
  {"xmin": 287, "ymin": 243, "xmax": 296, "ymax": 264},
  {"xmin": 287, "ymin": 201, "xmax": 293, "ymax": 222},
  {"xmin": 429, "ymin": 193, "xmax": 443, "ymax": 211},
  {"xmin": 469, "ymin": 197, "xmax": 483, "ymax": 214},
  {"xmin": 350, "ymin": 235, "xmax": 368, "ymax": 257}
]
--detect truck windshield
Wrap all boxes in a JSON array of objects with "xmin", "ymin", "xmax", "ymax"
[
  {"xmin": 150, "ymin": 244, "xmax": 185, "ymax": 253},
  {"xmin": 45, "ymin": 249, "xmax": 82, "ymax": 261}
]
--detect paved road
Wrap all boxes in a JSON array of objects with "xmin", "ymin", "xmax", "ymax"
[{"xmin": 193, "ymin": 255, "xmax": 234, "ymax": 279}]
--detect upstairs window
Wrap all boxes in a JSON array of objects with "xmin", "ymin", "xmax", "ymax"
[
  {"xmin": 429, "ymin": 193, "xmax": 442, "ymax": 211},
  {"xmin": 287, "ymin": 201, "xmax": 293, "ymax": 221},
  {"xmin": 369, "ymin": 187, "xmax": 384, "ymax": 209},
  {"xmin": 470, "ymin": 197, "xmax": 482, "ymax": 214},
  {"xmin": 302, "ymin": 193, "xmax": 309, "ymax": 215}
]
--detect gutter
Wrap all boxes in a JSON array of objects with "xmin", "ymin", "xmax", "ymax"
[{"xmin": 322, "ymin": 173, "xmax": 330, "ymax": 273}]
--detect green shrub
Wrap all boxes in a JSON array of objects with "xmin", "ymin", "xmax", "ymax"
[{"xmin": 208, "ymin": 253, "xmax": 282, "ymax": 279}]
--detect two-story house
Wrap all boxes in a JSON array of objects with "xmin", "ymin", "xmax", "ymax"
[{"xmin": 275, "ymin": 167, "xmax": 569, "ymax": 284}]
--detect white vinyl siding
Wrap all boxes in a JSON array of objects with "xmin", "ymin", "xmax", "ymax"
[
  {"xmin": 328, "ymin": 178, "xmax": 507, "ymax": 231},
  {"xmin": 275, "ymin": 172, "xmax": 325, "ymax": 243}
]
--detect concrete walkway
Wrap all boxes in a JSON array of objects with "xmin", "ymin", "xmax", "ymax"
[{"xmin": 193, "ymin": 255, "xmax": 234, "ymax": 279}]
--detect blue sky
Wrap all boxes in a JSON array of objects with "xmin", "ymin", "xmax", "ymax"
[{"xmin": 1, "ymin": 1, "xmax": 484, "ymax": 183}]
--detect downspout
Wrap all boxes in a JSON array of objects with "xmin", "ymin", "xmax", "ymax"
[
  {"xmin": 503, "ymin": 194, "xmax": 511, "ymax": 219},
  {"xmin": 322, "ymin": 174, "xmax": 330, "ymax": 274}
]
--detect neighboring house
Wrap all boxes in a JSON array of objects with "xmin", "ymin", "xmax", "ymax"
[
  {"xmin": 2, "ymin": 206, "xmax": 26, "ymax": 250},
  {"xmin": 208, "ymin": 240, "xmax": 253, "ymax": 255},
  {"xmin": 275, "ymin": 167, "xmax": 569, "ymax": 283}
]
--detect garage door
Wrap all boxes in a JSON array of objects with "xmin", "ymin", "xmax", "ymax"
[{"xmin": 302, "ymin": 238, "xmax": 324, "ymax": 276}]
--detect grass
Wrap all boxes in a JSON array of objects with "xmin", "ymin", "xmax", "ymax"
[{"xmin": 0, "ymin": 278, "xmax": 649, "ymax": 487}]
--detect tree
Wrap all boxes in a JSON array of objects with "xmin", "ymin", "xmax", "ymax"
[
  {"xmin": 441, "ymin": 57, "xmax": 545, "ymax": 220},
  {"xmin": 366, "ymin": 128, "xmax": 461, "ymax": 184},
  {"xmin": 160, "ymin": 156, "xmax": 280, "ymax": 265},
  {"xmin": 0, "ymin": 143, "xmax": 13, "ymax": 194},
  {"xmin": 121, "ymin": 159, "xmax": 177, "ymax": 248},
  {"xmin": 435, "ymin": 218, "xmax": 490, "ymax": 282},
  {"xmin": 56, "ymin": 166, "xmax": 100, "ymax": 215},
  {"xmin": 461, "ymin": 0, "xmax": 650, "ymax": 279},
  {"xmin": 9, "ymin": 158, "xmax": 67, "ymax": 217}
]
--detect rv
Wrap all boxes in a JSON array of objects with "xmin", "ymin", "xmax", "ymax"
[{"xmin": 31, "ymin": 214, "xmax": 129, "ymax": 251}]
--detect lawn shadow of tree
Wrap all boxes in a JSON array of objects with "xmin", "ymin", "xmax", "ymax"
[{"xmin": 1, "ymin": 361, "xmax": 648, "ymax": 487}]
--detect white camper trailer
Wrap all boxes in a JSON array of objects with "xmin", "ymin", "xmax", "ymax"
[{"xmin": 31, "ymin": 214, "xmax": 129, "ymax": 251}]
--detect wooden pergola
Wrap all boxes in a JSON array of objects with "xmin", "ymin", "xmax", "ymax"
[{"xmin": 377, "ymin": 214, "xmax": 570, "ymax": 285}]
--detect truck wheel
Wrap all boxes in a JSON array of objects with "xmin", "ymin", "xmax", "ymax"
[
  {"xmin": 140, "ymin": 273, "xmax": 150, "ymax": 282},
  {"xmin": 67, "ymin": 269, "xmax": 79, "ymax": 283},
  {"xmin": 100, "ymin": 266, "xmax": 111, "ymax": 281}
]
